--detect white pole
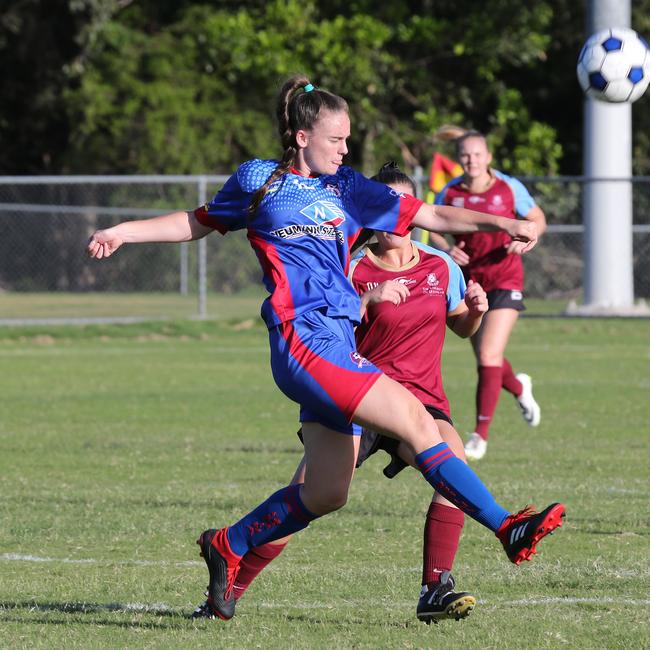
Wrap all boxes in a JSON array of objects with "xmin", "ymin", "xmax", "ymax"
[{"xmin": 573, "ymin": 0, "xmax": 649, "ymax": 314}]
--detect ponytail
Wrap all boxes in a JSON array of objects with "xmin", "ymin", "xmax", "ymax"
[{"xmin": 434, "ymin": 124, "xmax": 488, "ymax": 157}]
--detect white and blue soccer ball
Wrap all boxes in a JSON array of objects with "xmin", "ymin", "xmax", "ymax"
[{"xmin": 576, "ymin": 27, "xmax": 650, "ymax": 103}]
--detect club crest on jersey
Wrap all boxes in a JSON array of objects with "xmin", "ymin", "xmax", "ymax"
[
  {"xmin": 422, "ymin": 272, "xmax": 444, "ymax": 296},
  {"xmin": 488, "ymin": 194, "xmax": 506, "ymax": 212},
  {"xmin": 301, "ymin": 200, "xmax": 346, "ymax": 228},
  {"xmin": 349, "ymin": 351, "xmax": 372, "ymax": 368}
]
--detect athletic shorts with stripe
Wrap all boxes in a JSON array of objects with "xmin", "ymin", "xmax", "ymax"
[{"xmin": 269, "ymin": 308, "xmax": 382, "ymax": 435}]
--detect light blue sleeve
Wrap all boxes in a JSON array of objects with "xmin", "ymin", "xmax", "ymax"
[
  {"xmin": 494, "ymin": 170, "xmax": 536, "ymax": 218},
  {"xmin": 413, "ymin": 242, "xmax": 466, "ymax": 312}
]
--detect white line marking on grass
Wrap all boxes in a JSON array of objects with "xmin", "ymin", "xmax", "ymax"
[
  {"xmin": 1, "ymin": 553, "xmax": 201, "ymax": 567},
  {"xmin": 5, "ymin": 556, "xmax": 650, "ymax": 611},
  {"xmin": 497, "ymin": 597, "xmax": 650, "ymax": 607}
]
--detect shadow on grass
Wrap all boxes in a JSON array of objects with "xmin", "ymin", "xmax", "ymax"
[{"xmin": 0, "ymin": 600, "xmax": 194, "ymax": 629}]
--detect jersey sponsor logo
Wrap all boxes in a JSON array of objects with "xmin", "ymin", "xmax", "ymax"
[
  {"xmin": 451, "ymin": 197, "xmax": 465, "ymax": 208},
  {"xmin": 364, "ymin": 277, "xmax": 415, "ymax": 292},
  {"xmin": 394, "ymin": 276, "xmax": 416, "ymax": 286},
  {"xmin": 270, "ymin": 223, "xmax": 345, "ymax": 244},
  {"xmin": 325, "ymin": 182, "xmax": 341, "ymax": 197},
  {"xmin": 301, "ymin": 199, "xmax": 346, "ymax": 228},
  {"xmin": 349, "ymin": 351, "xmax": 372, "ymax": 368}
]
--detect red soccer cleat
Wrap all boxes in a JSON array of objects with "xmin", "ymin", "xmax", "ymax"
[
  {"xmin": 195, "ymin": 528, "xmax": 242, "ymax": 620},
  {"xmin": 497, "ymin": 503, "xmax": 566, "ymax": 565}
]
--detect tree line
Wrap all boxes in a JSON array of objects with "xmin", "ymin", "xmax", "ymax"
[{"xmin": 2, "ymin": 0, "xmax": 650, "ymax": 178}]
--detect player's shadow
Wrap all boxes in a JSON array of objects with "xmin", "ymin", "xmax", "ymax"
[
  {"xmin": 0, "ymin": 600, "xmax": 190, "ymax": 629},
  {"xmin": 275, "ymin": 612, "xmax": 419, "ymax": 629}
]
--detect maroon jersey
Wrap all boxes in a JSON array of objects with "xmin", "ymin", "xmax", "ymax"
[
  {"xmin": 436, "ymin": 171, "xmax": 536, "ymax": 292},
  {"xmin": 349, "ymin": 242, "xmax": 466, "ymax": 416}
]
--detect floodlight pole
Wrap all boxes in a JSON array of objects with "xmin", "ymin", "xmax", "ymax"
[{"xmin": 576, "ymin": 0, "xmax": 642, "ymax": 314}]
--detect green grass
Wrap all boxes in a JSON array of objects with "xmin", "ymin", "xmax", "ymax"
[
  {"xmin": 0, "ymin": 316, "xmax": 649, "ymax": 648},
  {"xmin": 0, "ymin": 292, "xmax": 570, "ymax": 321},
  {"xmin": 0, "ymin": 290, "xmax": 267, "ymax": 321}
]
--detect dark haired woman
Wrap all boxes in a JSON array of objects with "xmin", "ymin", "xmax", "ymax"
[{"xmin": 87, "ymin": 76, "xmax": 563, "ymax": 620}]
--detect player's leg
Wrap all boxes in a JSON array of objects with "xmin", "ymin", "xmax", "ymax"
[
  {"xmin": 195, "ymin": 310, "xmax": 372, "ymax": 619},
  {"xmin": 232, "ymin": 456, "xmax": 307, "ymax": 602},
  {"xmin": 353, "ymin": 374, "xmax": 510, "ymax": 531},
  {"xmin": 196, "ymin": 422, "xmax": 359, "ymax": 619},
  {"xmin": 418, "ymin": 420, "xmax": 475, "ymax": 623},
  {"xmin": 465, "ymin": 307, "xmax": 519, "ymax": 459},
  {"xmin": 501, "ymin": 358, "xmax": 541, "ymax": 426},
  {"xmin": 501, "ymin": 357, "xmax": 522, "ymax": 396},
  {"xmin": 389, "ymin": 416, "xmax": 476, "ymax": 623}
]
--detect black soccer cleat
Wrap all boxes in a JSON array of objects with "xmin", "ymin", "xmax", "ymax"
[
  {"xmin": 416, "ymin": 572, "xmax": 476, "ymax": 624},
  {"xmin": 497, "ymin": 502, "xmax": 566, "ymax": 565},
  {"xmin": 190, "ymin": 598, "xmax": 216, "ymax": 620},
  {"xmin": 196, "ymin": 527, "xmax": 241, "ymax": 620}
]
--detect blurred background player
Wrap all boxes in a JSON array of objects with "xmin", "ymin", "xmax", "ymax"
[
  {"xmin": 428, "ymin": 126, "xmax": 547, "ymax": 460},
  {"xmin": 192, "ymin": 163, "xmax": 491, "ymax": 624}
]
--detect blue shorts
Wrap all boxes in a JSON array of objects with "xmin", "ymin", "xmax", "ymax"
[{"xmin": 269, "ymin": 309, "xmax": 382, "ymax": 435}]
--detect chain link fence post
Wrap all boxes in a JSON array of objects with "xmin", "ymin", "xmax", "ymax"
[{"xmin": 197, "ymin": 176, "xmax": 208, "ymax": 319}]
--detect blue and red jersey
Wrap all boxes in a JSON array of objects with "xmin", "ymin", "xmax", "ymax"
[
  {"xmin": 195, "ymin": 160, "xmax": 422, "ymax": 327},
  {"xmin": 349, "ymin": 241, "xmax": 465, "ymax": 416},
  {"xmin": 435, "ymin": 170, "xmax": 536, "ymax": 292}
]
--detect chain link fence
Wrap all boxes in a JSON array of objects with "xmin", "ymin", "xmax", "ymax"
[{"xmin": 0, "ymin": 173, "xmax": 649, "ymax": 323}]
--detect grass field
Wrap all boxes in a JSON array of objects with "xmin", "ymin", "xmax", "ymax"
[
  {"xmin": 0, "ymin": 291, "xmax": 572, "ymax": 322},
  {"xmin": 0, "ymin": 291, "xmax": 268, "ymax": 322},
  {"xmin": 1, "ymin": 312, "xmax": 649, "ymax": 649}
]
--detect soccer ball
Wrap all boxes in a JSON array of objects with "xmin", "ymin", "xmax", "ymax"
[{"xmin": 576, "ymin": 27, "xmax": 650, "ymax": 103}]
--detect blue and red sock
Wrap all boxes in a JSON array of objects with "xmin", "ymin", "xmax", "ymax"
[
  {"xmin": 226, "ymin": 484, "xmax": 319, "ymax": 557},
  {"xmin": 415, "ymin": 443, "xmax": 509, "ymax": 531}
]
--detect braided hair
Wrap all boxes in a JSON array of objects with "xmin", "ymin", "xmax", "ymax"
[{"xmin": 248, "ymin": 75, "xmax": 349, "ymax": 214}]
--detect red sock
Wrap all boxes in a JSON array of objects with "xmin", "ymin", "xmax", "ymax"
[
  {"xmin": 422, "ymin": 502, "xmax": 465, "ymax": 587},
  {"xmin": 502, "ymin": 358, "xmax": 523, "ymax": 396},
  {"xmin": 475, "ymin": 365, "xmax": 502, "ymax": 439},
  {"xmin": 232, "ymin": 541, "xmax": 288, "ymax": 601}
]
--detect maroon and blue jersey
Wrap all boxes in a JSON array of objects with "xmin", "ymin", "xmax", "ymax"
[
  {"xmin": 435, "ymin": 170, "xmax": 536, "ymax": 292},
  {"xmin": 195, "ymin": 159, "xmax": 422, "ymax": 328}
]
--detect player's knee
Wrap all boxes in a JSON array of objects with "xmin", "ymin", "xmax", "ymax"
[
  {"xmin": 401, "ymin": 401, "xmax": 440, "ymax": 449},
  {"xmin": 304, "ymin": 485, "xmax": 349, "ymax": 515},
  {"xmin": 478, "ymin": 351, "xmax": 503, "ymax": 366}
]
